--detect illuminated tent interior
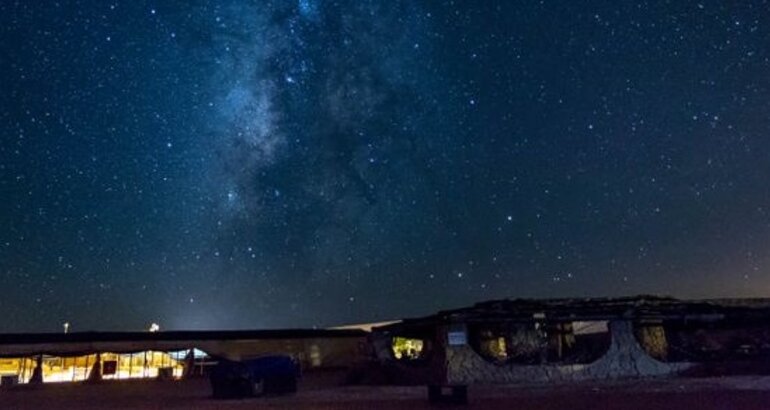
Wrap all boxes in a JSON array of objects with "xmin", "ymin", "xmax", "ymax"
[
  {"xmin": 0, "ymin": 350, "xmax": 209, "ymax": 385},
  {"xmin": 0, "ymin": 329, "xmax": 368, "ymax": 386}
]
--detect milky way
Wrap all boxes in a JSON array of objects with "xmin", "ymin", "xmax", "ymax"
[{"xmin": 2, "ymin": 1, "xmax": 770, "ymax": 332}]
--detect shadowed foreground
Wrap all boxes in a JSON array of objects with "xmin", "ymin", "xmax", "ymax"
[{"xmin": 4, "ymin": 375, "xmax": 770, "ymax": 410}]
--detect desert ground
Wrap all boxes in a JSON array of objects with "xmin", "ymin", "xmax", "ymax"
[{"xmin": 4, "ymin": 373, "xmax": 770, "ymax": 410}]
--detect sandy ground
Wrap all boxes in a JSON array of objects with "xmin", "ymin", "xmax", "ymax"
[{"xmin": 4, "ymin": 374, "xmax": 770, "ymax": 409}]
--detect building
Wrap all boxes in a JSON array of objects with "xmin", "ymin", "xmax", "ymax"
[
  {"xmin": 370, "ymin": 296, "xmax": 770, "ymax": 401},
  {"xmin": 0, "ymin": 328, "xmax": 367, "ymax": 385}
]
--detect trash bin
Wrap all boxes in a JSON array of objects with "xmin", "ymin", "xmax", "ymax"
[
  {"xmin": 157, "ymin": 367, "xmax": 174, "ymax": 380},
  {"xmin": 1, "ymin": 375, "xmax": 19, "ymax": 387}
]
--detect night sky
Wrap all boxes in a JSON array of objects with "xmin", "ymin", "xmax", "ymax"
[{"xmin": 2, "ymin": 1, "xmax": 770, "ymax": 332}]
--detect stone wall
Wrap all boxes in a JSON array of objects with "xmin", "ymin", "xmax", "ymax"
[{"xmin": 447, "ymin": 320, "xmax": 691, "ymax": 385}]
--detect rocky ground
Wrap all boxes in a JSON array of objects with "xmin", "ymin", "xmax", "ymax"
[{"xmin": 4, "ymin": 374, "xmax": 770, "ymax": 409}]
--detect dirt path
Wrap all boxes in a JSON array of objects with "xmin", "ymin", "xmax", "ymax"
[{"xmin": 4, "ymin": 376, "xmax": 770, "ymax": 409}]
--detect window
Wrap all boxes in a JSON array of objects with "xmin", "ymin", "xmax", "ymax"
[
  {"xmin": 470, "ymin": 323, "xmax": 546, "ymax": 364},
  {"xmin": 470, "ymin": 321, "xmax": 611, "ymax": 365},
  {"xmin": 391, "ymin": 336, "xmax": 428, "ymax": 361}
]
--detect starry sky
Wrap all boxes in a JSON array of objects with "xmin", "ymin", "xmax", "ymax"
[{"xmin": 1, "ymin": 1, "xmax": 770, "ymax": 332}]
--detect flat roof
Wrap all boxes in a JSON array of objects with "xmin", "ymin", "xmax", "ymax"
[
  {"xmin": 0, "ymin": 328, "xmax": 367, "ymax": 346},
  {"xmin": 374, "ymin": 296, "xmax": 770, "ymax": 332},
  {"xmin": 0, "ymin": 328, "xmax": 370, "ymax": 357}
]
